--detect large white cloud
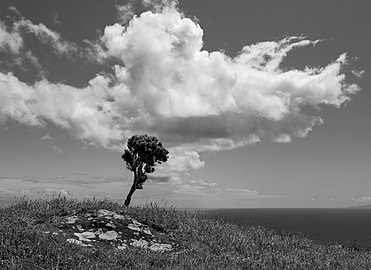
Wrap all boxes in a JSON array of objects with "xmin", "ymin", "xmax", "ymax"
[{"xmin": 0, "ymin": 4, "xmax": 361, "ymax": 176}]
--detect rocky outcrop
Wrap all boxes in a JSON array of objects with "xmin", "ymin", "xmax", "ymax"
[{"xmin": 43, "ymin": 209, "xmax": 177, "ymax": 252}]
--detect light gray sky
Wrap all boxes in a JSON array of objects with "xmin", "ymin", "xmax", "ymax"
[{"xmin": 0, "ymin": 0, "xmax": 370, "ymax": 208}]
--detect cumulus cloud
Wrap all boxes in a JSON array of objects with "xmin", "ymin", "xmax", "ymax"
[
  {"xmin": 0, "ymin": 4, "xmax": 362, "ymax": 176},
  {"xmin": 165, "ymin": 149, "xmax": 205, "ymax": 171},
  {"xmin": 0, "ymin": 21, "xmax": 23, "ymax": 53},
  {"xmin": 116, "ymin": 3, "xmax": 136, "ymax": 25},
  {"xmin": 115, "ymin": 0, "xmax": 179, "ymax": 25},
  {"xmin": 0, "ymin": 72, "xmax": 127, "ymax": 149}
]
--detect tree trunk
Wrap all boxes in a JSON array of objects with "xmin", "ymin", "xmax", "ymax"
[{"xmin": 124, "ymin": 182, "xmax": 137, "ymax": 207}]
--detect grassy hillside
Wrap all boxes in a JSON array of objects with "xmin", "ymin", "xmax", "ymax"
[{"xmin": 1, "ymin": 197, "xmax": 371, "ymax": 269}]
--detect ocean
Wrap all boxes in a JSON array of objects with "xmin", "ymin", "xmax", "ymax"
[{"xmin": 200, "ymin": 208, "xmax": 371, "ymax": 250}]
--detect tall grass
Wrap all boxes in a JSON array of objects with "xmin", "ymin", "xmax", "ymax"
[{"xmin": 1, "ymin": 197, "xmax": 371, "ymax": 269}]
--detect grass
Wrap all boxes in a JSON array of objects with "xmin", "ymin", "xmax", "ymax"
[{"xmin": 1, "ymin": 197, "xmax": 371, "ymax": 269}]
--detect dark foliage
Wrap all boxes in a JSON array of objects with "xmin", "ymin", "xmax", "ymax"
[{"xmin": 122, "ymin": 134, "xmax": 169, "ymax": 206}]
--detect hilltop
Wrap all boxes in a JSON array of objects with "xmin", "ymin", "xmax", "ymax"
[{"xmin": 1, "ymin": 197, "xmax": 371, "ymax": 269}]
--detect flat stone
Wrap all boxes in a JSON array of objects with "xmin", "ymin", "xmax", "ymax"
[
  {"xmin": 132, "ymin": 220, "xmax": 143, "ymax": 226},
  {"xmin": 95, "ymin": 229, "xmax": 104, "ymax": 236},
  {"xmin": 131, "ymin": 239, "xmax": 148, "ymax": 248},
  {"xmin": 113, "ymin": 214, "xmax": 125, "ymax": 220},
  {"xmin": 74, "ymin": 232, "xmax": 92, "ymax": 242},
  {"xmin": 143, "ymin": 228, "xmax": 152, "ymax": 235},
  {"xmin": 80, "ymin": 231, "xmax": 96, "ymax": 238},
  {"xmin": 117, "ymin": 244, "xmax": 128, "ymax": 250},
  {"xmin": 67, "ymin": 238, "xmax": 87, "ymax": 247},
  {"xmin": 66, "ymin": 216, "xmax": 78, "ymax": 224},
  {"xmin": 98, "ymin": 230, "xmax": 119, "ymax": 241},
  {"xmin": 106, "ymin": 223, "xmax": 116, "ymax": 229},
  {"xmin": 128, "ymin": 223, "xmax": 141, "ymax": 231},
  {"xmin": 98, "ymin": 209, "xmax": 116, "ymax": 217},
  {"xmin": 149, "ymin": 243, "xmax": 173, "ymax": 252}
]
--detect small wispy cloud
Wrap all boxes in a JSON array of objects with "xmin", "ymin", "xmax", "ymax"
[
  {"xmin": 173, "ymin": 184, "xmax": 261, "ymax": 198},
  {"xmin": 52, "ymin": 12, "xmax": 61, "ymax": 25},
  {"xmin": 41, "ymin": 134, "xmax": 53, "ymax": 140},
  {"xmin": 52, "ymin": 146, "xmax": 63, "ymax": 155},
  {"xmin": 354, "ymin": 197, "xmax": 371, "ymax": 204},
  {"xmin": 352, "ymin": 70, "xmax": 365, "ymax": 79},
  {"xmin": 147, "ymin": 175, "xmax": 171, "ymax": 183}
]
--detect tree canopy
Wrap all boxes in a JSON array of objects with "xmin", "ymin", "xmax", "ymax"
[{"xmin": 122, "ymin": 134, "xmax": 169, "ymax": 206}]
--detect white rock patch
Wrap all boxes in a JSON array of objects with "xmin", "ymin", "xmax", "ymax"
[
  {"xmin": 74, "ymin": 231, "xmax": 96, "ymax": 242},
  {"xmin": 98, "ymin": 230, "xmax": 119, "ymax": 241},
  {"xmin": 65, "ymin": 216, "xmax": 78, "ymax": 224},
  {"xmin": 149, "ymin": 243, "xmax": 173, "ymax": 252},
  {"xmin": 131, "ymin": 239, "xmax": 149, "ymax": 248},
  {"xmin": 128, "ymin": 223, "xmax": 141, "ymax": 231},
  {"xmin": 117, "ymin": 244, "xmax": 128, "ymax": 250},
  {"xmin": 98, "ymin": 209, "xmax": 116, "ymax": 217},
  {"xmin": 143, "ymin": 228, "xmax": 152, "ymax": 235},
  {"xmin": 67, "ymin": 238, "xmax": 87, "ymax": 247},
  {"xmin": 62, "ymin": 209, "xmax": 175, "ymax": 252}
]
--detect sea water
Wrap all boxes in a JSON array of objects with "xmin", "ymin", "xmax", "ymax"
[{"xmin": 200, "ymin": 208, "xmax": 371, "ymax": 249}]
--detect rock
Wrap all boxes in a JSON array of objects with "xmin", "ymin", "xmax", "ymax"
[
  {"xmin": 97, "ymin": 209, "xmax": 116, "ymax": 217},
  {"xmin": 128, "ymin": 223, "xmax": 141, "ymax": 231},
  {"xmin": 131, "ymin": 239, "xmax": 149, "ymax": 248},
  {"xmin": 117, "ymin": 244, "xmax": 128, "ymax": 250},
  {"xmin": 143, "ymin": 228, "xmax": 152, "ymax": 235},
  {"xmin": 65, "ymin": 216, "xmax": 78, "ymax": 224},
  {"xmin": 74, "ymin": 232, "xmax": 94, "ymax": 242},
  {"xmin": 46, "ymin": 208, "xmax": 177, "ymax": 252},
  {"xmin": 75, "ymin": 231, "xmax": 96, "ymax": 240},
  {"xmin": 98, "ymin": 230, "xmax": 119, "ymax": 241},
  {"xmin": 67, "ymin": 238, "xmax": 87, "ymax": 247},
  {"xmin": 106, "ymin": 222, "xmax": 116, "ymax": 229},
  {"xmin": 94, "ymin": 228, "xmax": 104, "ymax": 235},
  {"xmin": 149, "ymin": 243, "xmax": 173, "ymax": 252},
  {"xmin": 113, "ymin": 214, "xmax": 126, "ymax": 220}
]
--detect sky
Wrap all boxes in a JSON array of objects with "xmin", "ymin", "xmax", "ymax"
[{"xmin": 0, "ymin": 0, "xmax": 370, "ymax": 208}]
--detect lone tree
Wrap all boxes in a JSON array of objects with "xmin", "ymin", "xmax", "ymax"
[{"xmin": 122, "ymin": 134, "xmax": 169, "ymax": 206}]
